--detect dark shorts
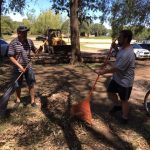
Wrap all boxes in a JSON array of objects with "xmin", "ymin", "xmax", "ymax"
[
  {"xmin": 14, "ymin": 68, "xmax": 36, "ymax": 88},
  {"xmin": 107, "ymin": 79, "xmax": 132, "ymax": 101}
]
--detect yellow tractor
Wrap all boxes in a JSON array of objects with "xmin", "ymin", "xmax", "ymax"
[
  {"xmin": 48, "ymin": 29, "xmax": 66, "ymax": 46},
  {"xmin": 44, "ymin": 29, "xmax": 67, "ymax": 54}
]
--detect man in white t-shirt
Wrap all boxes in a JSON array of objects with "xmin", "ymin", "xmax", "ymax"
[{"xmin": 97, "ymin": 30, "xmax": 135, "ymax": 124}]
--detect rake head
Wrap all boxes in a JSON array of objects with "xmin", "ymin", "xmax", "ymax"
[{"xmin": 70, "ymin": 98, "xmax": 92, "ymax": 125}]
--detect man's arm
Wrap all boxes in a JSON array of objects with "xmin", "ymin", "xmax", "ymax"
[
  {"xmin": 30, "ymin": 40, "xmax": 43, "ymax": 54},
  {"xmin": 96, "ymin": 65, "xmax": 118, "ymax": 75},
  {"xmin": 9, "ymin": 57, "xmax": 26, "ymax": 73},
  {"xmin": 8, "ymin": 41, "xmax": 26, "ymax": 73}
]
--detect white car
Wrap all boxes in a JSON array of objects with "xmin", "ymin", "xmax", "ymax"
[{"xmin": 132, "ymin": 44, "xmax": 150, "ymax": 59}]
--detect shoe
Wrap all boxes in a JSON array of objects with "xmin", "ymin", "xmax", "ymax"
[
  {"xmin": 109, "ymin": 105, "xmax": 122, "ymax": 115},
  {"xmin": 31, "ymin": 103, "xmax": 37, "ymax": 108}
]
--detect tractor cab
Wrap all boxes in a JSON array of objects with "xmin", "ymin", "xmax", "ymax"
[{"xmin": 47, "ymin": 29, "xmax": 66, "ymax": 46}]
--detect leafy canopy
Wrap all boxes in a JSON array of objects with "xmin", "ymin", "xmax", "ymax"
[{"xmin": 2, "ymin": 0, "xmax": 150, "ymax": 26}]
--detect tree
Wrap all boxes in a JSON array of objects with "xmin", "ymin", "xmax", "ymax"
[
  {"xmin": 12, "ymin": 21, "xmax": 21, "ymax": 32},
  {"xmin": 1, "ymin": 0, "xmax": 150, "ymax": 63},
  {"xmin": 1, "ymin": 0, "xmax": 108, "ymax": 64},
  {"xmin": 33, "ymin": 10, "xmax": 62, "ymax": 34},
  {"xmin": 90, "ymin": 23, "xmax": 107, "ymax": 36},
  {"xmin": 61, "ymin": 19, "xmax": 70, "ymax": 34},
  {"xmin": 1, "ymin": 15, "xmax": 21, "ymax": 37},
  {"xmin": 50, "ymin": 0, "xmax": 109, "ymax": 64},
  {"xmin": 22, "ymin": 18, "xmax": 31, "ymax": 30},
  {"xmin": 109, "ymin": 0, "xmax": 150, "ymax": 38},
  {"xmin": 80, "ymin": 21, "xmax": 90, "ymax": 36},
  {"xmin": 125, "ymin": 26, "xmax": 150, "ymax": 41},
  {"xmin": 1, "ymin": 0, "xmax": 27, "ymax": 15},
  {"xmin": 1, "ymin": 16, "xmax": 13, "ymax": 33},
  {"xmin": 0, "ymin": 0, "xmax": 28, "ymax": 37},
  {"xmin": 26, "ymin": 9, "xmax": 36, "ymax": 24},
  {"xmin": 69, "ymin": 0, "xmax": 81, "ymax": 64}
]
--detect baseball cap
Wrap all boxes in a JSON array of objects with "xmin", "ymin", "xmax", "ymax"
[{"xmin": 17, "ymin": 25, "xmax": 30, "ymax": 32}]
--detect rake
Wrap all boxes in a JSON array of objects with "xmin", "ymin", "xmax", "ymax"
[{"xmin": 70, "ymin": 41, "xmax": 116, "ymax": 124}]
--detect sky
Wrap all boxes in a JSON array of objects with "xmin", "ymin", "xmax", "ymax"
[
  {"xmin": 7, "ymin": 0, "xmax": 111, "ymax": 29},
  {"xmin": 8, "ymin": 0, "xmax": 51, "ymax": 21}
]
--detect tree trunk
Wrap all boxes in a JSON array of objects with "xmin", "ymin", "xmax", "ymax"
[{"xmin": 70, "ymin": 0, "xmax": 82, "ymax": 64}]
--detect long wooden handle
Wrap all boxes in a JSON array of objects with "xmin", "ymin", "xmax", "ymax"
[
  {"xmin": 103, "ymin": 38, "xmax": 117, "ymax": 65},
  {"xmin": 84, "ymin": 64, "xmax": 98, "ymax": 75},
  {"xmin": 88, "ymin": 75, "xmax": 100, "ymax": 98},
  {"xmin": 87, "ymin": 39, "xmax": 117, "ymax": 98}
]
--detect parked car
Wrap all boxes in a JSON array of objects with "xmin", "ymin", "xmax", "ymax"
[
  {"xmin": 132, "ymin": 43, "xmax": 150, "ymax": 59},
  {"xmin": 36, "ymin": 35, "xmax": 47, "ymax": 41},
  {"xmin": 0, "ymin": 39, "xmax": 9, "ymax": 57},
  {"xmin": 139, "ymin": 43, "xmax": 150, "ymax": 51},
  {"xmin": 111, "ymin": 43, "xmax": 150, "ymax": 59}
]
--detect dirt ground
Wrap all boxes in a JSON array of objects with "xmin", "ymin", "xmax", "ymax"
[
  {"xmin": 0, "ymin": 61, "xmax": 150, "ymax": 149},
  {"xmin": 0, "ymin": 37, "xmax": 150, "ymax": 149}
]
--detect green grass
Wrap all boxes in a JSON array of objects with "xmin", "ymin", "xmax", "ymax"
[
  {"xmin": 81, "ymin": 36, "xmax": 111, "ymax": 39},
  {"xmin": 80, "ymin": 44, "xmax": 100, "ymax": 51},
  {"xmin": 80, "ymin": 43, "xmax": 109, "ymax": 51}
]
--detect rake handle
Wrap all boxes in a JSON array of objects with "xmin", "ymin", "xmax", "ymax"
[
  {"xmin": 88, "ymin": 75, "xmax": 100, "ymax": 98},
  {"xmin": 87, "ymin": 39, "xmax": 117, "ymax": 98}
]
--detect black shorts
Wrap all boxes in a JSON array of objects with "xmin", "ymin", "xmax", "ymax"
[{"xmin": 107, "ymin": 80, "xmax": 132, "ymax": 101}]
